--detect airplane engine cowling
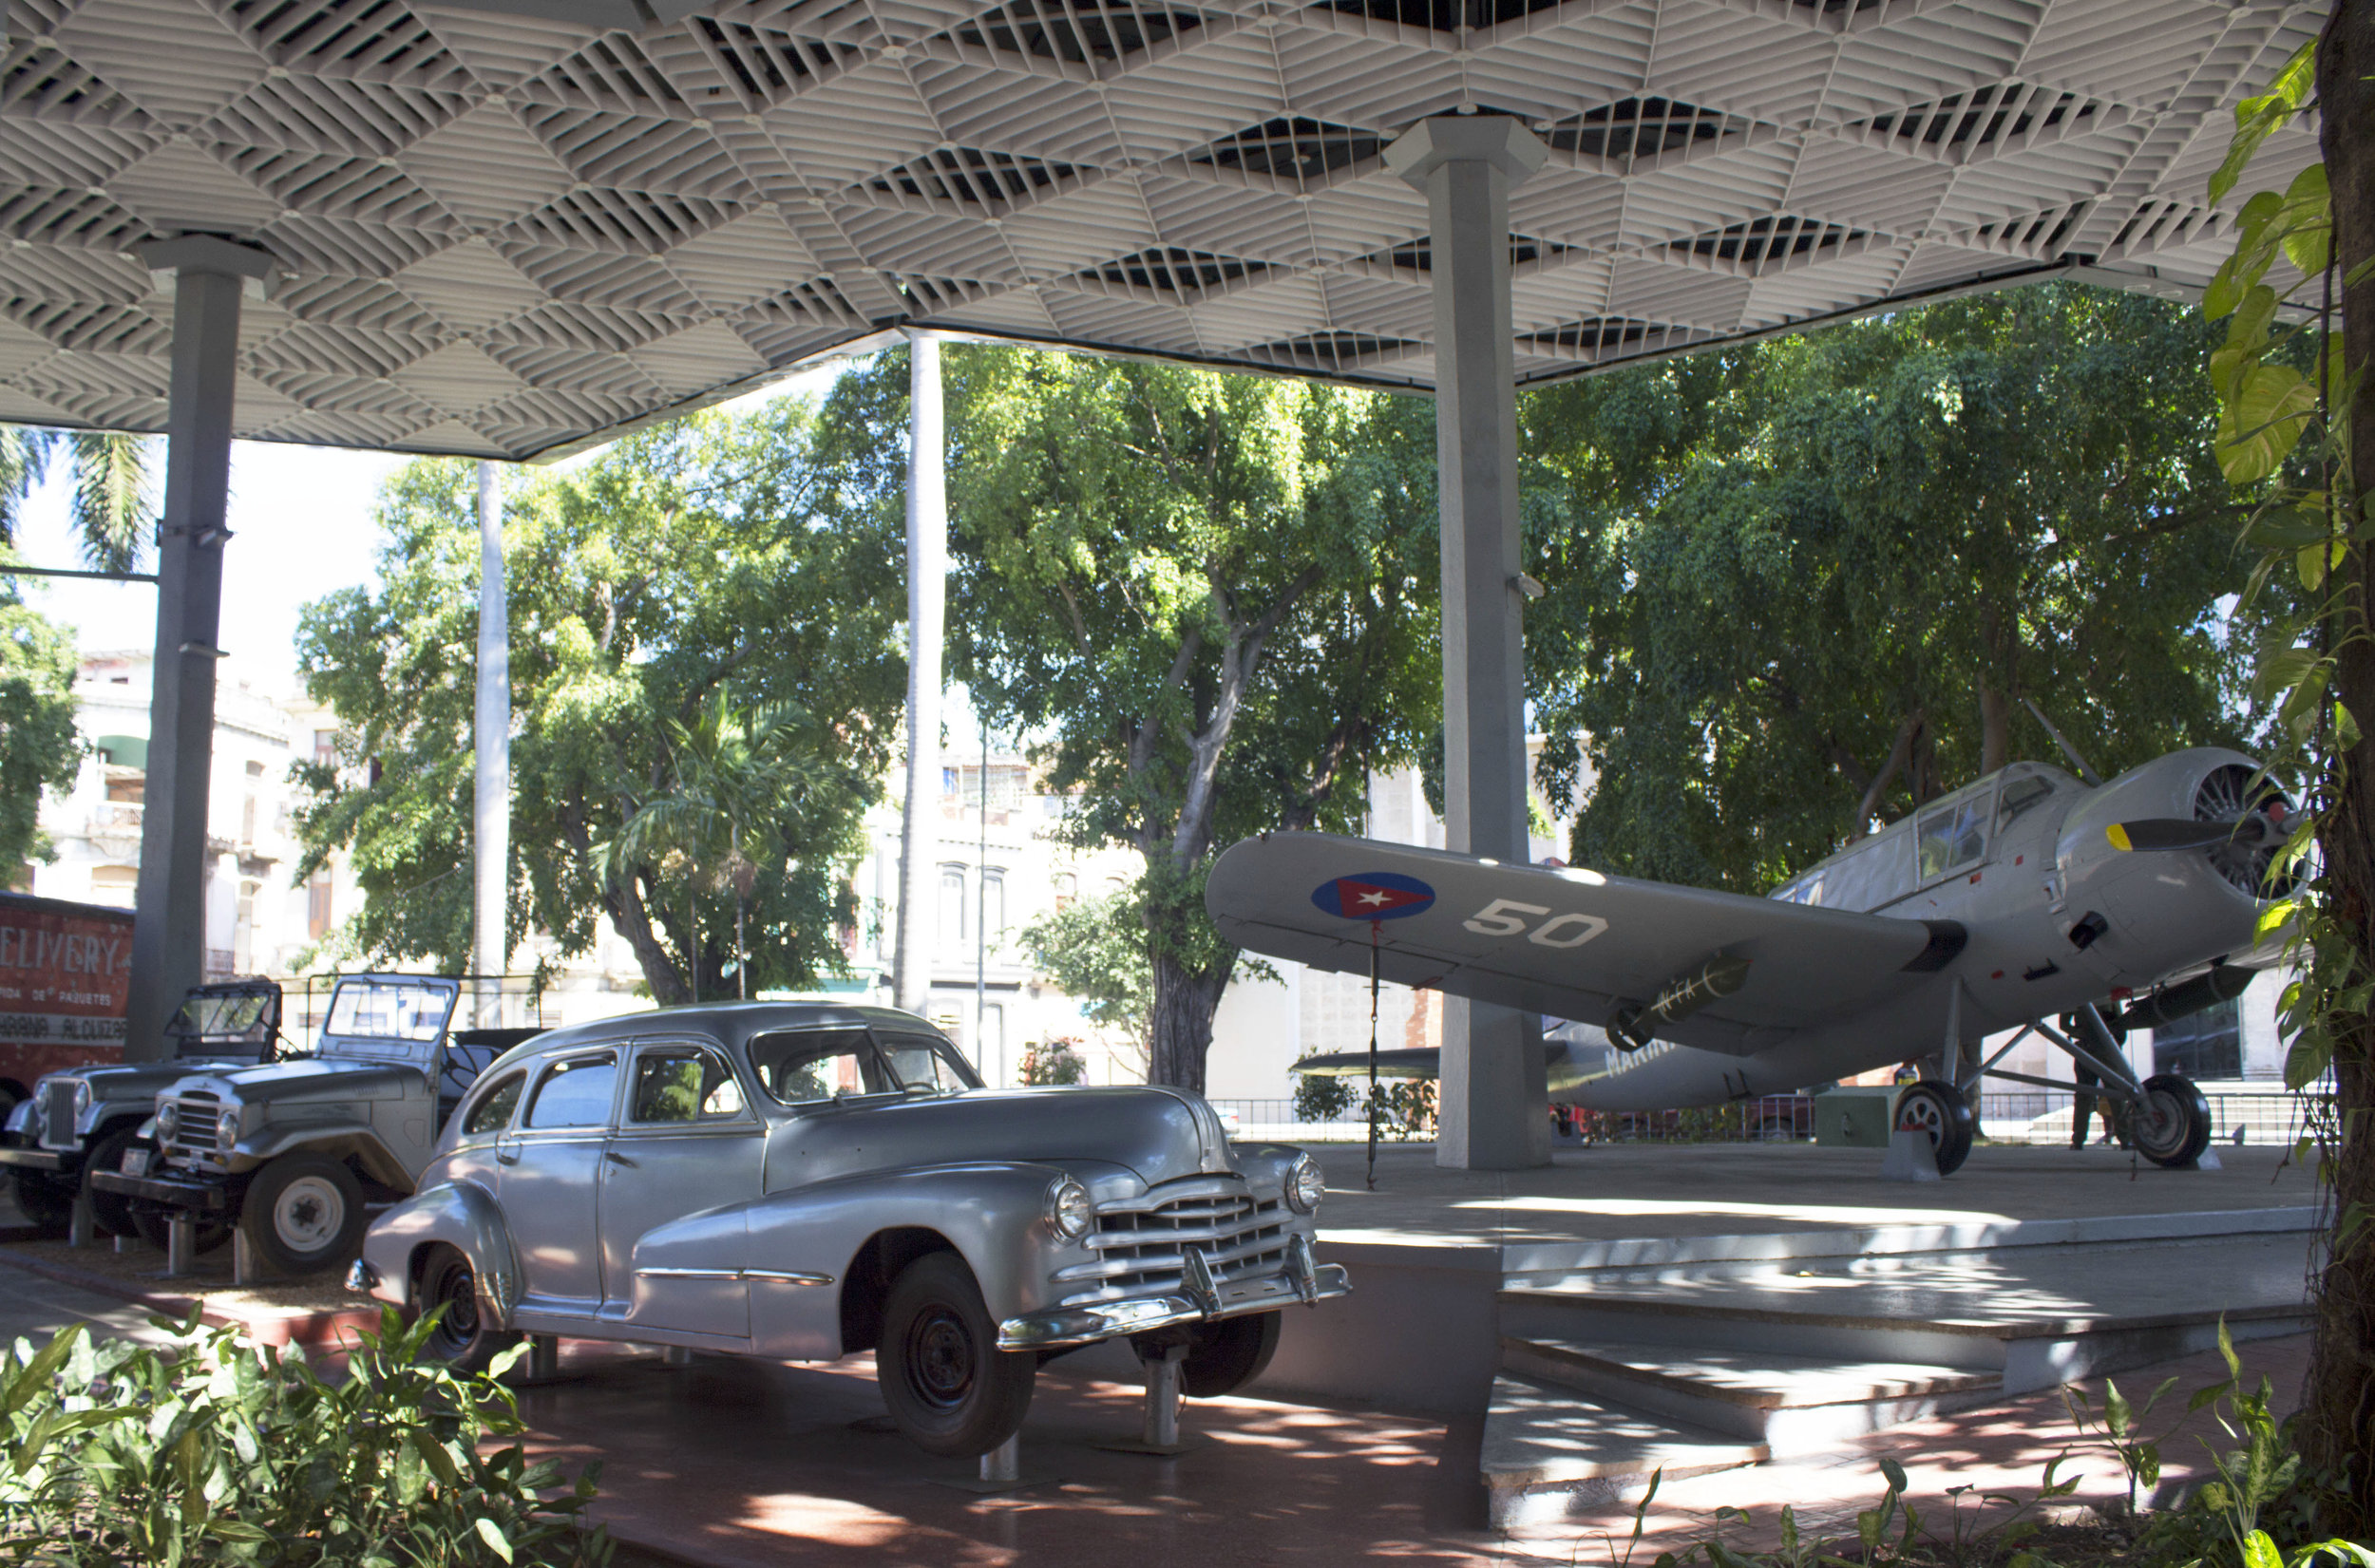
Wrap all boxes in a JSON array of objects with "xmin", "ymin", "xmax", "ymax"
[{"xmin": 2053, "ymin": 747, "xmax": 2293, "ymax": 988}]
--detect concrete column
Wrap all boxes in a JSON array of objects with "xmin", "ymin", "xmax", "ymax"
[
  {"xmin": 1386, "ymin": 117, "xmax": 1551, "ymax": 1171},
  {"xmin": 892, "ymin": 331, "xmax": 946, "ymax": 1016},
  {"xmin": 123, "ymin": 236, "xmax": 273, "ymax": 1062},
  {"xmin": 473, "ymin": 461, "xmax": 510, "ymax": 1025}
]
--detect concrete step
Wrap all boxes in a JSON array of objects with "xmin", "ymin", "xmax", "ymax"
[
  {"xmin": 1482, "ymin": 1372, "xmax": 1767, "ymax": 1534},
  {"xmin": 1501, "ymin": 1335, "xmax": 2002, "ymax": 1450}
]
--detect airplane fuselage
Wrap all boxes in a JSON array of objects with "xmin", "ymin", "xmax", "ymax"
[{"xmin": 1552, "ymin": 748, "xmax": 2288, "ymax": 1111}]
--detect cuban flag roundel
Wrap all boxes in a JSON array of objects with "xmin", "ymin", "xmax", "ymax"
[{"xmin": 1310, "ymin": 871, "xmax": 1437, "ymax": 921}]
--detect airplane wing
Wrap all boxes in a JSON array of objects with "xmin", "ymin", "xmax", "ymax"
[
  {"xmin": 1206, "ymin": 833, "xmax": 1962, "ymax": 1057},
  {"xmin": 1291, "ymin": 1048, "xmax": 1447, "ymax": 1079}
]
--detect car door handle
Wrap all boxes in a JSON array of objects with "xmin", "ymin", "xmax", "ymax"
[
  {"xmin": 496, "ymin": 1145, "xmax": 519, "ymax": 1165},
  {"xmin": 603, "ymin": 1150, "xmax": 636, "ymax": 1167}
]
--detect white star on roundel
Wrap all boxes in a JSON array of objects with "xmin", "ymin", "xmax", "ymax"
[{"xmin": 1358, "ymin": 890, "xmax": 1392, "ymax": 906}]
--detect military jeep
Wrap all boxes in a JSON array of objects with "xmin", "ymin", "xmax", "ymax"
[
  {"xmin": 0, "ymin": 979, "xmax": 283, "ymax": 1243},
  {"xmin": 92, "ymin": 973, "xmax": 539, "ymax": 1275}
]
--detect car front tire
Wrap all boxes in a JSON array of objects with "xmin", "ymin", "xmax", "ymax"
[
  {"xmin": 240, "ymin": 1154, "xmax": 367, "ymax": 1276},
  {"xmin": 82, "ymin": 1126, "xmax": 145, "ymax": 1238},
  {"xmin": 1175, "ymin": 1311, "xmax": 1282, "ymax": 1398},
  {"xmin": 877, "ymin": 1251, "xmax": 1036, "ymax": 1459},
  {"xmin": 416, "ymin": 1243, "xmax": 519, "ymax": 1374}
]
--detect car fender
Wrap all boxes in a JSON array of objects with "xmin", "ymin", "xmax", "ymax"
[
  {"xmin": 355, "ymin": 1179, "xmax": 520, "ymax": 1322},
  {"xmin": 648, "ymin": 1161, "xmax": 1104, "ymax": 1362},
  {"xmin": 231, "ymin": 1124, "xmax": 409, "ymax": 1190}
]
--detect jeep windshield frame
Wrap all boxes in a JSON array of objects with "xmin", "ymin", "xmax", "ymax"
[
  {"xmin": 164, "ymin": 980, "xmax": 283, "ymax": 1062},
  {"xmin": 315, "ymin": 976, "xmax": 461, "ymax": 1067}
]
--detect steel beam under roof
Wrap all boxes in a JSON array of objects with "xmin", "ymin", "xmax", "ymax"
[{"xmin": 0, "ymin": 0, "xmax": 2328, "ymax": 462}]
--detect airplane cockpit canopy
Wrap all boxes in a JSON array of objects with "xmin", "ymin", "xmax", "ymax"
[{"xmin": 1772, "ymin": 764, "xmax": 2079, "ymax": 915}]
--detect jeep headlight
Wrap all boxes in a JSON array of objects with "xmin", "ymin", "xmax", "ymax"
[
  {"xmin": 1285, "ymin": 1153, "xmax": 1324, "ymax": 1215},
  {"xmin": 217, "ymin": 1108, "xmax": 240, "ymax": 1148},
  {"xmin": 69, "ymin": 1081, "xmax": 90, "ymax": 1116},
  {"xmin": 1044, "ymin": 1177, "xmax": 1093, "ymax": 1241},
  {"xmin": 155, "ymin": 1100, "xmax": 178, "ymax": 1141}
]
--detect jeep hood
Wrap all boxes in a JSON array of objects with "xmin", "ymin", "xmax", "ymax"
[
  {"xmin": 775, "ymin": 1086, "xmax": 1236, "ymax": 1190},
  {"xmin": 168, "ymin": 1057, "xmax": 419, "ymax": 1105}
]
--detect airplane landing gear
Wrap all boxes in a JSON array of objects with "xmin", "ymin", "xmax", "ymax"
[
  {"xmin": 1892, "ymin": 1082, "xmax": 1975, "ymax": 1176},
  {"xmin": 2127, "ymin": 1074, "xmax": 2213, "ymax": 1168}
]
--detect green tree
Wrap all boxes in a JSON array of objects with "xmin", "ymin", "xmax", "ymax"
[
  {"xmin": 1525, "ymin": 285, "xmax": 2265, "ymax": 894},
  {"xmin": 1021, "ymin": 889, "xmax": 1155, "ymax": 1075},
  {"xmin": 294, "ymin": 403, "xmax": 904, "ymax": 1000},
  {"xmin": 826, "ymin": 347, "xmax": 1442, "ymax": 1090},
  {"xmin": 0, "ymin": 564, "xmax": 85, "ymax": 873},
  {"xmin": 0, "ymin": 427, "xmax": 156, "ymax": 575}
]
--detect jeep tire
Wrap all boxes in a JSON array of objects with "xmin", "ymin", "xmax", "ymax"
[
  {"xmin": 11, "ymin": 1173, "xmax": 71, "ymax": 1236},
  {"xmin": 82, "ymin": 1125, "xmax": 145, "ymax": 1238},
  {"xmin": 240, "ymin": 1154, "xmax": 367, "ymax": 1276},
  {"xmin": 877, "ymin": 1251, "xmax": 1036, "ymax": 1459},
  {"xmin": 131, "ymin": 1205, "xmax": 232, "ymax": 1256},
  {"xmin": 417, "ymin": 1243, "xmax": 520, "ymax": 1374}
]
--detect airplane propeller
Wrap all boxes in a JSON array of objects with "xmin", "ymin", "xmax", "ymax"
[{"xmin": 2107, "ymin": 814, "xmax": 2284, "ymax": 854}]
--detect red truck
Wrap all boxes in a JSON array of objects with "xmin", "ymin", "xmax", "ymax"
[{"xmin": 0, "ymin": 893, "xmax": 135, "ymax": 1107}]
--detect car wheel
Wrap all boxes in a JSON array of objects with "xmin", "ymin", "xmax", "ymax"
[
  {"xmin": 416, "ymin": 1244, "xmax": 519, "ymax": 1373},
  {"xmin": 239, "ymin": 1154, "xmax": 367, "ymax": 1276},
  {"xmin": 131, "ymin": 1205, "xmax": 232, "ymax": 1255},
  {"xmin": 12, "ymin": 1173, "xmax": 72, "ymax": 1236},
  {"xmin": 82, "ymin": 1125, "xmax": 145, "ymax": 1238},
  {"xmin": 2133, "ymin": 1074, "xmax": 2214, "ymax": 1169},
  {"xmin": 877, "ymin": 1251, "xmax": 1036, "ymax": 1459},
  {"xmin": 1175, "ymin": 1312, "xmax": 1282, "ymax": 1398},
  {"xmin": 1893, "ymin": 1082, "xmax": 1974, "ymax": 1176}
]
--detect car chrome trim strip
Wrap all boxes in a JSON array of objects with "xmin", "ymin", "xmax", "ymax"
[{"xmin": 636, "ymin": 1266, "xmax": 834, "ymax": 1286}]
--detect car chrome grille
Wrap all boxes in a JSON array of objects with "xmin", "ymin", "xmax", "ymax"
[
  {"xmin": 39, "ymin": 1081, "xmax": 76, "ymax": 1150},
  {"xmin": 1054, "ymin": 1175, "xmax": 1289, "ymax": 1306},
  {"xmin": 161, "ymin": 1090, "xmax": 224, "ymax": 1170}
]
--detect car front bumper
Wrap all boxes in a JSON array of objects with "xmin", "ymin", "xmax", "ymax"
[
  {"xmin": 997, "ymin": 1237, "xmax": 1350, "ymax": 1351},
  {"xmin": 88, "ymin": 1169, "xmax": 232, "ymax": 1211},
  {"xmin": 0, "ymin": 1145, "xmax": 71, "ymax": 1175}
]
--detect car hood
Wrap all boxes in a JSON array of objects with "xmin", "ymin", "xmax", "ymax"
[
  {"xmin": 166, "ymin": 1057, "xmax": 419, "ymax": 1105},
  {"xmin": 774, "ymin": 1086, "xmax": 1237, "ymax": 1190},
  {"xmin": 62, "ymin": 1058, "xmax": 265, "ymax": 1102}
]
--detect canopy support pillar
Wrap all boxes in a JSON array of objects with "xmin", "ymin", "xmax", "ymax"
[
  {"xmin": 123, "ymin": 236, "xmax": 273, "ymax": 1063},
  {"xmin": 893, "ymin": 331, "xmax": 946, "ymax": 1023},
  {"xmin": 1388, "ymin": 117, "xmax": 1551, "ymax": 1171}
]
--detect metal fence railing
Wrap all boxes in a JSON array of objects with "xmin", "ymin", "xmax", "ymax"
[{"xmin": 1207, "ymin": 1088, "xmax": 2328, "ymax": 1147}]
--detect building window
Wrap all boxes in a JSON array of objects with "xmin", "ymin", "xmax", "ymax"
[
  {"xmin": 941, "ymin": 766, "xmax": 959, "ymax": 797},
  {"xmin": 89, "ymin": 866, "xmax": 138, "ymax": 910},
  {"xmin": 939, "ymin": 866, "xmax": 965, "ymax": 951},
  {"xmin": 233, "ymin": 879, "xmax": 258, "ymax": 974},
  {"xmin": 981, "ymin": 870, "xmax": 1004, "ymax": 952},
  {"xmin": 307, "ymin": 872, "xmax": 333, "ymax": 940},
  {"xmin": 2154, "ymin": 1000, "xmax": 2243, "ymax": 1082},
  {"xmin": 1054, "ymin": 873, "xmax": 1077, "ymax": 913},
  {"xmin": 314, "ymin": 729, "xmax": 336, "ymax": 766}
]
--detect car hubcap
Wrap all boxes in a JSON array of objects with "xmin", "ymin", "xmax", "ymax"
[
  {"xmin": 908, "ymin": 1307, "xmax": 976, "ymax": 1410},
  {"xmin": 437, "ymin": 1265, "xmax": 479, "ymax": 1345},
  {"xmin": 273, "ymin": 1176, "xmax": 345, "ymax": 1253}
]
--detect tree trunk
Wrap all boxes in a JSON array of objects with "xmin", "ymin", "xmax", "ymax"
[
  {"xmin": 1149, "ymin": 951, "xmax": 1230, "ymax": 1093},
  {"xmin": 1977, "ymin": 681, "xmax": 2012, "ymax": 775},
  {"xmin": 603, "ymin": 872, "xmax": 692, "ymax": 1006},
  {"xmin": 2307, "ymin": 6, "xmax": 2375, "ymax": 1526}
]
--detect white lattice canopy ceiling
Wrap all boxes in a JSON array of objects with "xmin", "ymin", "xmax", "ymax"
[{"xmin": 0, "ymin": 0, "xmax": 2327, "ymax": 460}]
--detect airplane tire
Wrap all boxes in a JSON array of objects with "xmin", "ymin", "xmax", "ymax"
[
  {"xmin": 1893, "ymin": 1083, "xmax": 1974, "ymax": 1176},
  {"xmin": 2133, "ymin": 1074, "xmax": 2214, "ymax": 1169}
]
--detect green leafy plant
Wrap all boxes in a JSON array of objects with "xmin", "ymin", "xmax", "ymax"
[
  {"xmin": 0, "ymin": 1307, "xmax": 609, "ymax": 1567},
  {"xmin": 1290, "ymin": 1073, "xmax": 1356, "ymax": 1124}
]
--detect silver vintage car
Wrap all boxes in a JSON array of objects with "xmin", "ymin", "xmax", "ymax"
[{"xmin": 348, "ymin": 1001, "xmax": 1347, "ymax": 1458}]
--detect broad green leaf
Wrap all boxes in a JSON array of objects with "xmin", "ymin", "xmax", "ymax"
[
  {"xmin": 2210, "ymin": 40, "xmax": 2315, "ymax": 207},
  {"xmin": 2254, "ymin": 644, "xmax": 2324, "ymax": 705},
  {"xmin": 475, "ymin": 1516, "xmax": 516, "ymax": 1564},
  {"xmin": 2278, "ymin": 165, "xmax": 2333, "ymax": 274},
  {"xmin": 1877, "ymin": 1456, "xmax": 1908, "ymax": 1494},
  {"xmin": 2244, "ymin": 1530, "xmax": 2283, "ymax": 1568},
  {"xmin": 2243, "ymin": 505, "xmax": 2330, "ymax": 549},
  {"xmin": 2217, "ymin": 362, "xmax": 2316, "ymax": 483}
]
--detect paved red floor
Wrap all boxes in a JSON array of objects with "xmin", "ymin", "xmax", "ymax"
[{"xmin": 512, "ymin": 1331, "xmax": 2314, "ymax": 1568}]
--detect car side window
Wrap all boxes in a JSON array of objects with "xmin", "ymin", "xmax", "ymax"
[
  {"xmin": 747, "ymin": 1029, "xmax": 887, "ymax": 1106},
  {"xmin": 629, "ymin": 1047, "xmax": 747, "ymax": 1124},
  {"xmin": 873, "ymin": 1033, "xmax": 981, "ymax": 1097},
  {"xmin": 524, "ymin": 1052, "xmax": 618, "ymax": 1129},
  {"xmin": 462, "ymin": 1070, "xmax": 526, "ymax": 1137}
]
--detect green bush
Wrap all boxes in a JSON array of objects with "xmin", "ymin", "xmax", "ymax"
[
  {"xmin": 0, "ymin": 1306, "xmax": 609, "ymax": 1567},
  {"xmin": 1290, "ymin": 1075, "xmax": 1355, "ymax": 1124}
]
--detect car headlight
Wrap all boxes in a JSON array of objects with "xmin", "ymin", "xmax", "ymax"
[
  {"xmin": 1285, "ymin": 1153, "xmax": 1324, "ymax": 1215},
  {"xmin": 69, "ymin": 1081, "xmax": 90, "ymax": 1116},
  {"xmin": 217, "ymin": 1108, "xmax": 240, "ymax": 1148},
  {"xmin": 155, "ymin": 1101, "xmax": 178, "ymax": 1141},
  {"xmin": 1044, "ymin": 1178, "xmax": 1093, "ymax": 1241}
]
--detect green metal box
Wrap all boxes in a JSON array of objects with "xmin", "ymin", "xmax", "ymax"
[{"xmin": 1815, "ymin": 1086, "xmax": 1898, "ymax": 1148}]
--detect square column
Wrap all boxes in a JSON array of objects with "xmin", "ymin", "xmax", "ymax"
[
  {"xmin": 1386, "ymin": 117, "xmax": 1552, "ymax": 1171},
  {"xmin": 123, "ymin": 236, "xmax": 274, "ymax": 1061}
]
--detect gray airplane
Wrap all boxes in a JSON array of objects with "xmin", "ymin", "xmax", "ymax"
[{"xmin": 1205, "ymin": 748, "xmax": 2298, "ymax": 1175}]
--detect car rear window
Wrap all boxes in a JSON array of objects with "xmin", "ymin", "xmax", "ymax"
[
  {"xmin": 748, "ymin": 1029, "xmax": 888, "ymax": 1105},
  {"xmin": 463, "ymin": 1071, "xmax": 525, "ymax": 1136}
]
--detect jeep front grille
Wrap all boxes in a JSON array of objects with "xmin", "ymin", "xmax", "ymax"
[
  {"xmin": 1054, "ymin": 1175, "xmax": 1289, "ymax": 1307},
  {"xmin": 39, "ymin": 1081, "xmax": 75, "ymax": 1150},
  {"xmin": 161, "ymin": 1090, "xmax": 224, "ymax": 1170}
]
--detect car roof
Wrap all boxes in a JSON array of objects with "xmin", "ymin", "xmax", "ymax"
[{"xmin": 474, "ymin": 1000, "xmax": 948, "ymax": 1080}]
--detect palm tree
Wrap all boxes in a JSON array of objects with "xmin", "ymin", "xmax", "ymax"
[
  {"xmin": 0, "ymin": 425, "xmax": 157, "ymax": 574},
  {"xmin": 602, "ymin": 693, "xmax": 826, "ymax": 1001}
]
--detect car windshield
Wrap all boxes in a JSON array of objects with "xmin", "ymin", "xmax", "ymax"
[
  {"xmin": 874, "ymin": 1033, "xmax": 981, "ymax": 1097},
  {"xmin": 748, "ymin": 1029, "xmax": 891, "ymax": 1105},
  {"xmin": 324, "ymin": 980, "xmax": 452, "ymax": 1041}
]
